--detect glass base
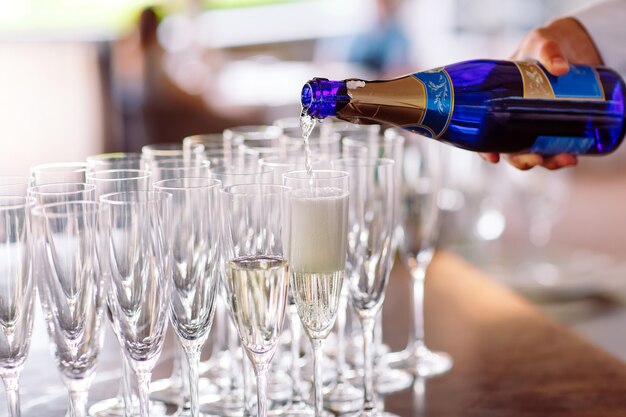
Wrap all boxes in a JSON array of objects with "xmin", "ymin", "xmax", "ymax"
[
  {"xmin": 200, "ymin": 391, "xmax": 246, "ymax": 417},
  {"xmin": 88, "ymin": 396, "xmax": 180, "ymax": 417},
  {"xmin": 375, "ymin": 367, "xmax": 414, "ymax": 396},
  {"xmin": 150, "ymin": 377, "xmax": 221, "ymax": 407},
  {"xmin": 346, "ymin": 367, "xmax": 413, "ymax": 396},
  {"xmin": 386, "ymin": 345, "xmax": 453, "ymax": 378},
  {"xmin": 277, "ymin": 400, "xmax": 317, "ymax": 417},
  {"xmin": 323, "ymin": 379, "xmax": 363, "ymax": 413},
  {"xmin": 343, "ymin": 410, "xmax": 400, "ymax": 417}
]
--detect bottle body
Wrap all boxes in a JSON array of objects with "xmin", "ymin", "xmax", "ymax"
[{"xmin": 301, "ymin": 59, "xmax": 626, "ymax": 154}]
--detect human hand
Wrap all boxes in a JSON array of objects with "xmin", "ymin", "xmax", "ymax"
[{"xmin": 481, "ymin": 17, "xmax": 603, "ymax": 170}]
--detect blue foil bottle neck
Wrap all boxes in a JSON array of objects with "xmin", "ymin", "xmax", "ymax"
[{"xmin": 301, "ymin": 78, "xmax": 350, "ymax": 119}]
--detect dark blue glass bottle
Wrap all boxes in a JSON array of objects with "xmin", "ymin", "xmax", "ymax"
[{"xmin": 301, "ymin": 60, "xmax": 626, "ymax": 155}]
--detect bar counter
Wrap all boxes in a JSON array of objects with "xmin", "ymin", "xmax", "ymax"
[{"xmin": 382, "ymin": 252, "xmax": 626, "ymax": 416}]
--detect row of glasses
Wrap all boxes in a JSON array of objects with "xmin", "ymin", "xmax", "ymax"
[{"xmin": 0, "ymin": 118, "xmax": 453, "ymax": 417}]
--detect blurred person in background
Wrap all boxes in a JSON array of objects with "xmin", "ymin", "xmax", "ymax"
[
  {"xmin": 113, "ymin": 7, "xmax": 263, "ymax": 151},
  {"xmin": 481, "ymin": 0, "xmax": 626, "ymax": 170},
  {"xmin": 347, "ymin": 0, "xmax": 411, "ymax": 77}
]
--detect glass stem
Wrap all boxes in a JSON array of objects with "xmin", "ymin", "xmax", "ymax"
[
  {"xmin": 227, "ymin": 320, "xmax": 240, "ymax": 394},
  {"xmin": 361, "ymin": 316, "xmax": 377, "ymax": 412},
  {"xmin": 185, "ymin": 346, "xmax": 202, "ymax": 417},
  {"xmin": 254, "ymin": 363, "xmax": 270, "ymax": 417},
  {"xmin": 311, "ymin": 338, "xmax": 324, "ymax": 417},
  {"xmin": 122, "ymin": 354, "xmax": 134, "ymax": 417},
  {"xmin": 2, "ymin": 374, "xmax": 21, "ymax": 417},
  {"xmin": 289, "ymin": 305, "xmax": 304, "ymax": 401},
  {"xmin": 335, "ymin": 288, "xmax": 348, "ymax": 383},
  {"xmin": 409, "ymin": 263, "xmax": 427, "ymax": 352},
  {"xmin": 68, "ymin": 387, "xmax": 88, "ymax": 417},
  {"xmin": 136, "ymin": 371, "xmax": 152, "ymax": 417}
]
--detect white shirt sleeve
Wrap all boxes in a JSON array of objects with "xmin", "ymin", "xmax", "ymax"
[{"xmin": 571, "ymin": 0, "xmax": 626, "ymax": 76}]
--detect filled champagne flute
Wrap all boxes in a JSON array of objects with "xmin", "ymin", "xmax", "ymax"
[
  {"xmin": 153, "ymin": 178, "xmax": 222, "ymax": 417},
  {"xmin": 332, "ymin": 158, "xmax": 397, "ymax": 417},
  {"xmin": 99, "ymin": 191, "xmax": 173, "ymax": 417},
  {"xmin": 202, "ymin": 164, "xmax": 273, "ymax": 417},
  {"xmin": 221, "ymin": 184, "xmax": 291, "ymax": 417},
  {"xmin": 283, "ymin": 170, "xmax": 349, "ymax": 417},
  {"xmin": 0, "ymin": 196, "xmax": 35, "ymax": 417},
  {"xmin": 31, "ymin": 200, "xmax": 107, "ymax": 417}
]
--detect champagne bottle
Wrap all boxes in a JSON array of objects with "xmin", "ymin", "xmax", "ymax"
[{"xmin": 301, "ymin": 59, "xmax": 626, "ymax": 154}]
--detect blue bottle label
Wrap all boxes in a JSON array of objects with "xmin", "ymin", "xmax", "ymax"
[
  {"xmin": 515, "ymin": 62, "xmax": 605, "ymax": 100},
  {"xmin": 410, "ymin": 68, "xmax": 454, "ymax": 138},
  {"xmin": 530, "ymin": 135, "xmax": 596, "ymax": 154}
]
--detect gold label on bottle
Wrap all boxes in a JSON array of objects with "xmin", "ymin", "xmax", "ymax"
[
  {"xmin": 516, "ymin": 61, "xmax": 555, "ymax": 99},
  {"xmin": 515, "ymin": 61, "xmax": 605, "ymax": 100}
]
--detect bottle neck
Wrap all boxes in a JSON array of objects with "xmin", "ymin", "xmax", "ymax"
[{"xmin": 301, "ymin": 79, "xmax": 349, "ymax": 118}]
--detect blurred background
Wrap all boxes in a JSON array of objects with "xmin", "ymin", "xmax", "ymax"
[{"xmin": 3, "ymin": 0, "xmax": 626, "ymax": 392}]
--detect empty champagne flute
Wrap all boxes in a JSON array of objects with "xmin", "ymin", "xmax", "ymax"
[
  {"xmin": 27, "ymin": 183, "xmax": 96, "ymax": 205},
  {"xmin": 223, "ymin": 125, "xmax": 282, "ymax": 149},
  {"xmin": 0, "ymin": 196, "xmax": 35, "ymax": 417},
  {"xmin": 386, "ymin": 138, "xmax": 452, "ymax": 377},
  {"xmin": 87, "ymin": 169, "xmax": 151, "ymax": 198},
  {"xmin": 332, "ymin": 158, "xmax": 397, "ymax": 417},
  {"xmin": 221, "ymin": 184, "xmax": 291, "ymax": 417},
  {"xmin": 283, "ymin": 170, "xmax": 350, "ymax": 417},
  {"xmin": 30, "ymin": 162, "xmax": 89, "ymax": 185},
  {"xmin": 31, "ymin": 201, "xmax": 107, "ymax": 417},
  {"xmin": 87, "ymin": 169, "xmax": 169, "ymax": 417},
  {"xmin": 86, "ymin": 153, "xmax": 143, "ymax": 172},
  {"xmin": 153, "ymin": 178, "xmax": 222, "ymax": 417},
  {"xmin": 146, "ymin": 158, "xmax": 210, "ymax": 184},
  {"xmin": 184, "ymin": 133, "xmax": 242, "ymax": 154},
  {"xmin": 100, "ymin": 191, "xmax": 173, "ymax": 417},
  {"xmin": 0, "ymin": 177, "xmax": 31, "ymax": 197}
]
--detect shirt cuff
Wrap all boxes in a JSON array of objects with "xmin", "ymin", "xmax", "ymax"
[{"xmin": 571, "ymin": 0, "xmax": 626, "ymax": 77}]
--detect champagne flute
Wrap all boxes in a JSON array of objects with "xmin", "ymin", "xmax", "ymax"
[
  {"xmin": 0, "ymin": 196, "xmax": 35, "ymax": 417},
  {"xmin": 100, "ymin": 191, "xmax": 173, "ymax": 417},
  {"xmin": 27, "ymin": 183, "xmax": 96, "ymax": 205},
  {"xmin": 31, "ymin": 200, "xmax": 107, "ymax": 417},
  {"xmin": 332, "ymin": 158, "xmax": 398, "ymax": 417},
  {"xmin": 221, "ymin": 184, "xmax": 291, "ymax": 417},
  {"xmin": 342, "ymin": 131, "xmax": 412, "ymax": 395},
  {"xmin": 283, "ymin": 170, "xmax": 349, "ymax": 417},
  {"xmin": 153, "ymin": 178, "xmax": 222, "ymax": 417},
  {"xmin": 86, "ymin": 153, "xmax": 143, "ymax": 172},
  {"xmin": 202, "ymin": 164, "xmax": 272, "ymax": 417},
  {"xmin": 87, "ymin": 169, "xmax": 151, "ymax": 198},
  {"xmin": 146, "ymin": 158, "xmax": 210, "ymax": 184},
  {"xmin": 223, "ymin": 125, "xmax": 282, "ymax": 149},
  {"xmin": 0, "ymin": 177, "xmax": 31, "ymax": 197},
  {"xmin": 183, "ymin": 133, "xmax": 243, "ymax": 154},
  {"xmin": 386, "ymin": 137, "xmax": 453, "ymax": 377},
  {"xmin": 30, "ymin": 162, "xmax": 88, "ymax": 185},
  {"xmin": 87, "ymin": 169, "xmax": 174, "ymax": 417},
  {"xmin": 258, "ymin": 156, "xmax": 327, "ymax": 417}
]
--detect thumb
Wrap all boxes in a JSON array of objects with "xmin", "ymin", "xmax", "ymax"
[{"xmin": 538, "ymin": 40, "xmax": 570, "ymax": 76}]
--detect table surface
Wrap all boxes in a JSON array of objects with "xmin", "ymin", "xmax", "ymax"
[
  {"xmin": 382, "ymin": 252, "xmax": 626, "ymax": 417},
  {"xmin": 6, "ymin": 252, "xmax": 626, "ymax": 416}
]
